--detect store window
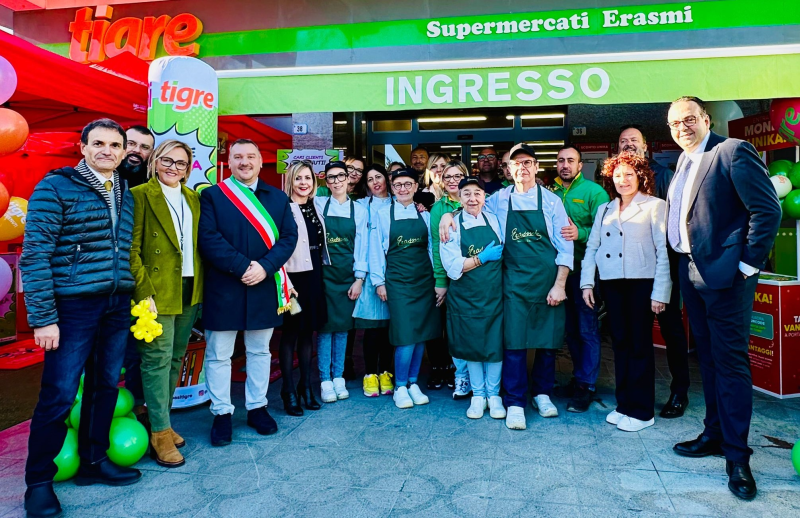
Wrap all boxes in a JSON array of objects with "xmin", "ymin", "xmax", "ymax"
[{"xmin": 373, "ymin": 119, "xmax": 412, "ymax": 132}]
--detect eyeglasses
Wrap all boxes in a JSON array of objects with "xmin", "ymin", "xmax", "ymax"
[
  {"xmin": 392, "ymin": 182, "xmax": 414, "ymax": 191},
  {"xmin": 347, "ymin": 165, "xmax": 364, "ymax": 175},
  {"xmin": 442, "ymin": 174, "xmax": 465, "ymax": 183},
  {"xmin": 158, "ymin": 157, "xmax": 189, "ymax": 171},
  {"xmin": 327, "ymin": 172, "xmax": 348, "ymax": 183},
  {"xmin": 667, "ymin": 116, "xmax": 699, "ymax": 129},
  {"xmin": 477, "ymin": 154, "xmax": 496, "ymax": 160},
  {"xmin": 512, "ymin": 159, "xmax": 536, "ymax": 169}
]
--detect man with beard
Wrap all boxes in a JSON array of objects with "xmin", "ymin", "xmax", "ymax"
[
  {"xmin": 618, "ymin": 125, "xmax": 690, "ymax": 418},
  {"xmin": 118, "ymin": 126, "xmax": 155, "ymax": 188},
  {"xmin": 500, "ymin": 150, "xmax": 513, "ymax": 186},
  {"xmin": 476, "ymin": 147, "xmax": 505, "ymax": 195},
  {"xmin": 551, "ymin": 145, "xmax": 609, "ymax": 412},
  {"xmin": 410, "ymin": 146, "xmax": 429, "ymax": 175}
]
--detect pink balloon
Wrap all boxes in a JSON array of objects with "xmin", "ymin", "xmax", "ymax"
[
  {"xmin": 0, "ymin": 257, "xmax": 12, "ymax": 296},
  {"xmin": 0, "ymin": 56, "xmax": 17, "ymax": 105}
]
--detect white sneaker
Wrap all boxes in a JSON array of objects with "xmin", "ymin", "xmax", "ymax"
[
  {"xmin": 606, "ymin": 409, "xmax": 625, "ymax": 425},
  {"xmin": 617, "ymin": 416, "xmax": 655, "ymax": 432},
  {"xmin": 393, "ymin": 386, "xmax": 413, "ymax": 409},
  {"xmin": 532, "ymin": 394, "xmax": 558, "ymax": 418},
  {"xmin": 488, "ymin": 396, "xmax": 506, "ymax": 419},
  {"xmin": 466, "ymin": 396, "xmax": 486, "ymax": 419},
  {"xmin": 505, "ymin": 406, "xmax": 527, "ymax": 430},
  {"xmin": 452, "ymin": 377, "xmax": 472, "ymax": 399},
  {"xmin": 407, "ymin": 383, "xmax": 429, "ymax": 405},
  {"xmin": 332, "ymin": 377, "xmax": 349, "ymax": 400},
  {"xmin": 320, "ymin": 381, "xmax": 337, "ymax": 403}
]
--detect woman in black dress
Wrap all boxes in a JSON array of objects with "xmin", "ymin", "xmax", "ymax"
[{"xmin": 280, "ymin": 161, "xmax": 329, "ymax": 415}]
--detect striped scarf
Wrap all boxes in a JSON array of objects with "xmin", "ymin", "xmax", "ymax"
[{"xmin": 75, "ymin": 159, "xmax": 122, "ymax": 215}]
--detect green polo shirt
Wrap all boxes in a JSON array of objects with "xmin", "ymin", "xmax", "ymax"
[
  {"xmin": 430, "ymin": 195, "xmax": 461, "ymax": 288},
  {"xmin": 551, "ymin": 173, "xmax": 610, "ymax": 268}
]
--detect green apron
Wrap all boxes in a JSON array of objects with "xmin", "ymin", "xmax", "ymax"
[
  {"xmin": 385, "ymin": 201, "xmax": 441, "ymax": 346},
  {"xmin": 319, "ymin": 198, "xmax": 356, "ymax": 333},
  {"xmin": 503, "ymin": 186, "xmax": 565, "ymax": 350},
  {"xmin": 446, "ymin": 212, "xmax": 504, "ymax": 362}
]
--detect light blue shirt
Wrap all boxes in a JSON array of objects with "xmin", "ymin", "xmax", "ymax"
[
  {"xmin": 314, "ymin": 196, "xmax": 369, "ymax": 278},
  {"xmin": 440, "ymin": 210, "xmax": 503, "ymax": 281},
  {"xmin": 484, "ymin": 184, "xmax": 574, "ymax": 270},
  {"xmin": 368, "ymin": 201, "xmax": 433, "ymax": 287}
]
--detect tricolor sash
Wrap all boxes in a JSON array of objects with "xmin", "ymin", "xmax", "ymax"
[{"xmin": 219, "ymin": 177, "xmax": 292, "ymax": 314}]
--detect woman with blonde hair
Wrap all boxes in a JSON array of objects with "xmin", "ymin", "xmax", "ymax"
[
  {"xmin": 130, "ymin": 139, "xmax": 202, "ymax": 467},
  {"xmin": 281, "ymin": 160, "xmax": 329, "ymax": 414}
]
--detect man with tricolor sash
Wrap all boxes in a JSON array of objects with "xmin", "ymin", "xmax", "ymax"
[{"xmin": 198, "ymin": 139, "xmax": 298, "ymax": 446}]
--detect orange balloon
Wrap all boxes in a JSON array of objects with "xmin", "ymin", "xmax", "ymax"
[
  {"xmin": 0, "ymin": 109, "xmax": 29, "ymax": 156},
  {"xmin": 0, "ymin": 182, "xmax": 8, "ymax": 218}
]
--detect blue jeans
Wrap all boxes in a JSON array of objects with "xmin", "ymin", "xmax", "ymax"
[
  {"xmin": 453, "ymin": 357, "xmax": 469, "ymax": 380},
  {"xmin": 317, "ymin": 332, "xmax": 347, "ymax": 381},
  {"xmin": 26, "ymin": 293, "xmax": 131, "ymax": 486},
  {"xmin": 502, "ymin": 349, "xmax": 556, "ymax": 408},
  {"xmin": 467, "ymin": 361, "xmax": 502, "ymax": 397},
  {"xmin": 394, "ymin": 342, "xmax": 425, "ymax": 387},
  {"xmin": 565, "ymin": 272, "xmax": 601, "ymax": 390}
]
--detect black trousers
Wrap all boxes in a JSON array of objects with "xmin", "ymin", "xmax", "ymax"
[
  {"xmin": 680, "ymin": 256, "xmax": 758, "ymax": 463},
  {"xmin": 657, "ymin": 249, "xmax": 691, "ymax": 397},
  {"xmin": 426, "ymin": 303, "xmax": 452, "ymax": 369},
  {"xmin": 601, "ymin": 279, "xmax": 656, "ymax": 421},
  {"xmin": 362, "ymin": 327, "xmax": 393, "ymax": 375}
]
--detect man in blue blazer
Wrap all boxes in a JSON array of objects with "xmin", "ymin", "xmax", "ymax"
[
  {"xmin": 198, "ymin": 139, "xmax": 298, "ymax": 446},
  {"xmin": 666, "ymin": 97, "xmax": 781, "ymax": 500}
]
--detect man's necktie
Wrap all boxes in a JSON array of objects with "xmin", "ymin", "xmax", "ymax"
[
  {"xmin": 103, "ymin": 180, "xmax": 113, "ymax": 192},
  {"xmin": 667, "ymin": 158, "xmax": 693, "ymax": 250}
]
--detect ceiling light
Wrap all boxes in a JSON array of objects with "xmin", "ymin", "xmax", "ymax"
[
  {"xmin": 418, "ymin": 116, "xmax": 487, "ymax": 123},
  {"xmin": 536, "ymin": 151, "xmax": 558, "ymax": 155},
  {"xmin": 440, "ymin": 145, "xmax": 462, "ymax": 149},
  {"xmin": 526, "ymin": 141, "xmax": 565, "ymax": 146},
  {"xmin": 334, "ymin": 120, "xmax": 347, "ymax": 125},
  {"xmin": 537, "ymin": 158, "xmax": 557, "ymax": 163}
]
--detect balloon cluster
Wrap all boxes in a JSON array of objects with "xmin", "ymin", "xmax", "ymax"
[
  {"xmin": 0, "ymin": 57, "xmax": 28, "ymax": 158},
  {"xmin": 768, "ymin": 161, "xmax": 800, "ymax": 220},
  {"xmin": 130, "ymin": 300, "xmax": 163, "ymax": 343},
  {"xmin": 55, "ymin": 375, "xmax": 147, "ymax": 480}
]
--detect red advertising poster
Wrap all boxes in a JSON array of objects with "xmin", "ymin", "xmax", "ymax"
[
  {"xmin": 728, "ymin": 113, "xmax": 795, "ymax": 152},
  {"xmin": 778, "ymin": 284, "xmax": 800, "ymax": 397}
]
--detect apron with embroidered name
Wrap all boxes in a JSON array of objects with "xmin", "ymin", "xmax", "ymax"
[
  {"xmin": 446, "ymin": 212, "xmax": 503, "ymax": 362},
  {"xmin": 503, "ymin": 186, "xmax": 565, "ymax": 350},
  {"xmin": 385, "ymin": 202, "xmax": 441, "ymax": 346},
  {"xmin": 319, "ymin": 198, "xmax": 357, "ymax": 333}
]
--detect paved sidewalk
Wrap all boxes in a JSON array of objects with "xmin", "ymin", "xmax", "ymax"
[{"xmin": 0, "ymin": 346, "xmax": 798, "ymax": 517}]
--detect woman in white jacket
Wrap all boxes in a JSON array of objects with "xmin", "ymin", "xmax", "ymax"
[{"xmin": 581, "ymin": 152, "xmax": 671, "ymax": 433}]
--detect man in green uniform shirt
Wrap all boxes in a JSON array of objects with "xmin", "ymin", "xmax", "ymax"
[{"xmin": 552, "ymin": 145, "xmax": 609, "ymax": 412}]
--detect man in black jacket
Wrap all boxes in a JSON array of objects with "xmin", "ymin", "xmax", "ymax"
[
  {"xmin": 618, "ymin": 125, "xmax": 691, "ymax": 418},
  {"xmin": 666, "ymin": 97, "xmax": 781, "ymax": 500},
  {"xmin": 20, "ymin": 119, "xmax": 141, "ymax": 517}
]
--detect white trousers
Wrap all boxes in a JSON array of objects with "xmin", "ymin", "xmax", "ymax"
[{"xmin": 205, "ymin": 329, "xmax": 273, "ymax": 415}]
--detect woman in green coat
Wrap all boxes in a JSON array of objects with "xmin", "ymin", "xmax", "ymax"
[{"xmin": 130, "ymin": 140, "xmax": 203, "ymax": 468}]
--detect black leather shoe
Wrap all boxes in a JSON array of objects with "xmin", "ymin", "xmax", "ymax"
[
  {"xmin": 726, "ymin": 460, "xmax": 757, "ymax": 500},
  {"xmin": 660, "ymin": 393, "xmax": 689, "ymax": 419},
  {"xmin": 74, "ymin": 458, "xmax": 142, "ymax": 486},
  {"xmin": 247, "ymin": 407, "xmax": 278, "ymax": 435},
  {"xmin": 210, "ymin": 413, "xmax": 233, "ymax": 446},
  {"xmin": 298, "ymin": 382, "xmax": 321, "ymax": 410},
  {"xmin": 281, "ymin": 391, "xmax": 304, "ymax": 417},
  {"xmin": 24, "ymin": 483, "xmax": 62, "ymax": 517},
  {"xmin": 427, "ymin": 367, "xmax": 443, "ymax": 390},
  {"xmin": 566, "ymin": 385, "xmax": 594, "ymax": 413},
  {"xmin": 673, "ymin": 433, "xmax": 724, "ymax": 458}
]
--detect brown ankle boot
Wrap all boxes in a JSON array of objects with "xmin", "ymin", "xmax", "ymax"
[
  {"xmin": 170, "ymin": 428, "xmax": 186, "ymax": 448},
  {"xmin": 150, "ymin": 430, "xmax": 185, "ymax": 467}
]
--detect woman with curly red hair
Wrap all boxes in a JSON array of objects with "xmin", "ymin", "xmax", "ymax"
[{"xmin": 580, "ymin": 152, "xmax": 671, "ymax": 432}]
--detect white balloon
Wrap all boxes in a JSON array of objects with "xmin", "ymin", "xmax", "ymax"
[
  {"xmin": 771, "ymin": 175, "xmax": 793, "ymax": 199},
  {"xmin": 706, "ymin": 101, "xmax": 744, "ymax": 137}
]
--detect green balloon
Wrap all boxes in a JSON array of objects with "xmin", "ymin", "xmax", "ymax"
[
  {"xmin": 125, "ymin": 412, "xmax": 137, "ymax": 420},
  {"xmin": 793, "ymin": 441, "xmax": 800, "ymax": 476},
  {"xmin": 114, "ymin": 387, "xmax": 135, "ymax": 418},
  {"xmin": 106, "ymin": 417, "xmax": 148, "ymax": 467},
  {"xmin": 783, "ymin": 190, "xmax": 800, "ymax": 220},
  {"xmin": 69, "ymin": 400, "xmax": 82, "ymax": 430},
  {"xmin": 789, "ymin": 163, "xmax": 800, "ymax": 189},
  {"xmin": 769, "ymin": 160, "xmax": 793, "ymax": 177},
  {"xmin": 54, "ymin": 428, "xmax": 79, "ymax": 481}
]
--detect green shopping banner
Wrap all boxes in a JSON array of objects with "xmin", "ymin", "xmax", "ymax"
[{"xmin": 219, "ymin": 53, "xmax": 800, "ymax": 115}]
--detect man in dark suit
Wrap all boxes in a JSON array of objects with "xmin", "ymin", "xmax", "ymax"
[
  {"xmin": 198, "ymin": 139, "xmax": 298, "ymax": 446},
  {"xmin": 666, "ymin": 97, "xmax": 781, "ymax": 500},
  {"xmin": 618, "ymin": 125, "xmax": 691, "ymax": 418}
]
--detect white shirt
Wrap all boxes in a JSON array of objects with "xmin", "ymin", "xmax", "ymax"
[
  {"xmin": 368, "ymin": 201, "xmax": 433, "ymax": 287},
  {"xmin": 88, "ymin": 165, "xmax": 117, "ymax": 226},
  {"xmin": 159, "ymin": 181, "xmax": 194, "ymax": 277},
  {"xmin": 440, "ymin": 210, "xmax": 503, "ymax": 281},
  {"xmin": 669, "ymin": 133, "xmax": 758, "ymax": 276},
  {"xmin": 484, "ymin": 184, "xmax": 574, "ymax": 270}
]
